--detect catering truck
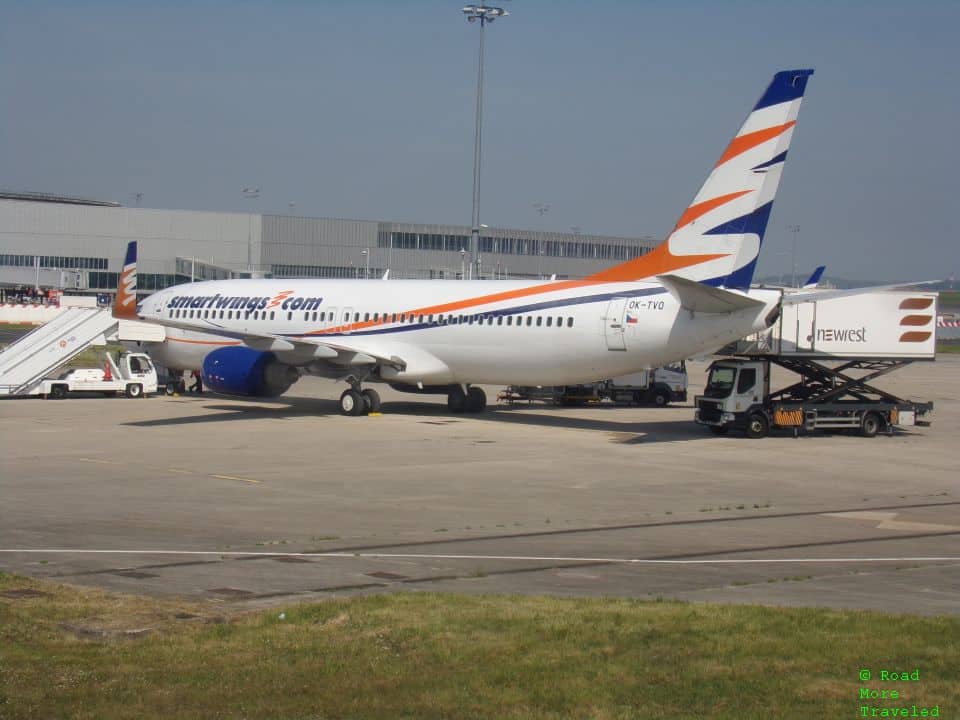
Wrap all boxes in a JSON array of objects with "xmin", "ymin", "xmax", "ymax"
[{"xmin": 695, "ymin": 291, "xmax": 936, "ymax": 438}]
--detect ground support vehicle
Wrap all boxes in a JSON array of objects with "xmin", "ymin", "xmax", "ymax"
[
  {"xmin": 695, "ymin": 291, "xmax": 936, "ymax": 438},
  {"xmin": 38, "ymin": 352, "xmax": 158, "ymax": 399},
  {"xmin": 602, "ymin": 363, "xmax": 687, "ymax": 406},
  {"xmin": 499, "ymin": 363, "xmax": 688, "ymax": 407},
  {"xmin": 695, "ymin": 356, "xmax": 933, "ymax": 438}
]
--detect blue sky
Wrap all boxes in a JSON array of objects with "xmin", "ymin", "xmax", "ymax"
[{"xmin": 2, "ymin": 0, "xmax": 957, "ymax": 281}]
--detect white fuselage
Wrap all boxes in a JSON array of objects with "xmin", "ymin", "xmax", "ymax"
[{"xmin": 139, "ymin": 278, "xmax": 782, "ymax": 387}]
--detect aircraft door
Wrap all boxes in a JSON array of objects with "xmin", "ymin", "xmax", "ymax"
[
  {"xmin": 604, "ymin": 298, "xmax": 627, "ymax": 351},
  {"xmin": 325, "ymin": 307, "xmax": 338, "ymax": 329},
  {"xmin": 796, "ymin": 302, "xmax": 816, "ymax": 352}
]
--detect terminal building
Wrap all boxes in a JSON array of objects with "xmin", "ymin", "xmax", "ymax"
[{"xmin": 0, "ymin": 192, "xmax": 657, "ymax": 297}]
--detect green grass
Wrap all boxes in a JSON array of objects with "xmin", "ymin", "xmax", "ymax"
[
  {"xmin": 1, "ymin": 573, "xmax": 958, "ymax": 719},
  {"xmin": 938, "ymin": 290, "xmax": 960, "ymax": 308},
  {"xmin": 937, "ymin": 340, "xmax": 960, "ymax": 354}
]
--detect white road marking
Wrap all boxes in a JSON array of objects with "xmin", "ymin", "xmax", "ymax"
[
  {"xmin": 208, "ymin": 474, "xmax": 260, "ymax": 484},
  {"xmin": 0, "ymin": 549, "xmax": 957, "ymax": 564}
]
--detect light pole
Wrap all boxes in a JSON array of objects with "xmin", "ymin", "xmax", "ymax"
[
  {"xmin": 361, "ymin": 248, "xmax": 370, "ymax": 279},
  {"xmin": 533, "ymin": 203, "xmax": 549, "ymax": 279},
  {"xmin": 463, "ymin": 2, "xmax": 509, "ymax": 280},
  {"xmin": 242, "ymin": 186, "xmax": 260, "ymax": 275},
  {"xmin": 460, "ymin": 248, "xmax": 466, "ymax": 280},
  {"xmin": 787, "ymin": 224, "xmax": 800, "ymax": 287}
]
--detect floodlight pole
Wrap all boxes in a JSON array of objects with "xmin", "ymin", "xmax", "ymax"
[{"xmin": 463, "ymin": 3, "xmax": 509, "ymax": 280}]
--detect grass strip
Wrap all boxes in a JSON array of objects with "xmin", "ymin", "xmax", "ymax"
[{"xmin": 1, "ymin": 572, "xmax": 958, "ymax": 719}]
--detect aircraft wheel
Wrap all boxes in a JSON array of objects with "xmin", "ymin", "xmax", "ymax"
[
  {"xmin": 745, "ymin": 412, "xmax": 769, "ymax": 439},
  {"xmin": 861, "ymin": 411, "xmax": 882, "ymax": 438},
  {"xmin": 465, "ymin": 387, "xmax": 487, "ymax": 413},
  {"xmin": 362, "ymin": 388, "xmax": 382, "ymax": 413},
  {"xmin": 340, "ymin": 389, "xmax": 366, "ymax": 416},
  {"xmin": 447, "ymin": 387, "xmax": 467, "ymax": 413},
  {"xmin": 125, "ymin": 383, "xmax": 143, "ymax": 398}
]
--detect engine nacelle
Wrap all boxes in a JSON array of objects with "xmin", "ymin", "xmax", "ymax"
[{"xmin": 201, "ymin": 347, "xmax": 299, "ymax": 397}]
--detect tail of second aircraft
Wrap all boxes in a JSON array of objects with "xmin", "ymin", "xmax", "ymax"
[
  {"xmin": 112, "ymin": 241, "xmax": 139, "ymax": 319},
  {"xmin": 588, "ymin": 69, "xmax": 814, "ymax": 289}
]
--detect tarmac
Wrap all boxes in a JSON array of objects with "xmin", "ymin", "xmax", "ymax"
[{"xmin": 1, "ymin": 356, "xmax": 958, "ymax": 615}]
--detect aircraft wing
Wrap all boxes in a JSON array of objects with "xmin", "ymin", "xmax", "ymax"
[
  {"xmin": 658, "ymin": 274, "xmax": 765, "ymax": 313},
  {"xmin": 134, "ymin": 316, "xmax": 407, "ymax": 370}
]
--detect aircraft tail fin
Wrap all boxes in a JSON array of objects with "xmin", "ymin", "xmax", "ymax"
[
  {"xmin": 587, "ymin": 69, "xmax": 814, "ymax": 289},
  {"xmin": 803, "ymin": 265, "xmax": 826, "ymax": 288},
  {"xmin": 112, "ymin": 241, "xmax": 139, "ymax": 319}
]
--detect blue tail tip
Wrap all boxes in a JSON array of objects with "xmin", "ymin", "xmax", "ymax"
[
  {"xmin": 754, "ymin": 69, "xmax": 815, "ymax": 111},
  {"xmin": 124, "ymin": 241, "xmax": 137, "ymax": 267}
]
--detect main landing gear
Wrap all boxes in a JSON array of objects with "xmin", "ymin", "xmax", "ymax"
[
  {"xmin": 339, "ymin": 377, "xmax": 382, "ymax": 416},
  {"xmin": 447, "ymin": 385, "xmax": 486, "ymax": 414}
]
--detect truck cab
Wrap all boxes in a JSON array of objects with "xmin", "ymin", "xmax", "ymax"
[{"xmin": 696, "ymin": 360, "xmax": 770, "ymax": 436}]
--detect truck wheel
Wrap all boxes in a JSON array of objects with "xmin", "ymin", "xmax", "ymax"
[
  {"xmin": 861, "ymin": 412, "xmax": 882, "ymax": 438},
  {"xmin": 49, "ymin": 384, "xmax": 68, "ymax": 400},
  {"xmin": 125, "ymin": 383, "xmax": 143, "ymax": 398},
  {"xmin": 710, "ymin": 425, "xmax": 729, "ymax": 436},
  {"xmin": 652, "ymin": 388, "xmax": 670, "ymax": 407},
  {"xmin": 746, "ymin": 412, "xmax": 769, "ymax": 439}
]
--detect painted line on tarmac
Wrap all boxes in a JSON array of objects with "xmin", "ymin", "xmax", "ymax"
[
  {"xmin": 208, "ymin": 474, "xmax": 261, "ymax": 485},
  {"xmin": 0, "ymin": 549, "xmax": 958, "ymax": 564},
  {"xmin": 78, "ymin": 458, "xmax": 120, "ymax": 465}
]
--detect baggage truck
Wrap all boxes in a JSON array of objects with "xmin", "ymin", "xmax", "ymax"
[{"xmin": 695, "ymin": 291, "xmax": 935, "ymax": 437}]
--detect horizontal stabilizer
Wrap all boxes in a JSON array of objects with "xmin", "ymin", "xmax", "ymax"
[
  {"xmin": 782, "ymin": 279, "xmax": 941, "ymax": 306},
  {"xmin": 658, "ymin": 274, "xmax": 764, "ymax": 314}
]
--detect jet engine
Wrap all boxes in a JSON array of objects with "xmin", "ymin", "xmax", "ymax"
[{"xmin": 201, "ymin": 347, "xmax": 299, "ymax": 397}]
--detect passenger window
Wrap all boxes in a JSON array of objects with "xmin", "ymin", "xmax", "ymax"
[
  {"xmin": 287, "ymin": 311, "xmax": 292, "ymax": 321},
  {"xmin": 219, "ymin": 310, "xmax": 224, "ymax": 319},
  {"xmin": 373, "ymin": 313, "xmax": 379, "ymax": 321},
  {"xmin": 429, "ymin": 314, "xmax": 434, "ymax": 323},
  {"xmin": 304, "ymin": 312, "xmax": 309, "ymax": 321},
  {"xmin": 354, "ymin": 313, "xmax": 360, "ymax": 322},
  {"xmin": 526, "ymin": 316, "xmax": 532, "ymax": 326},
  {"xmin": 556, "ymin": 316, "xmax": 562, "ymax": 327},
  {"xmin": 737, "ymin": 368, "xmax": 757, "ymax": 394},
  {"xmin": 392, "ymin": 313, "xmax": 398, "ymax": 323},
  {"xmin": 546, "ymin": 317, "xmax": 553, "ymax": 327},
  {"xmin": 497, "ymin": 316, "xmax": 503, "ymax": 325},
  {"xmin": 536, "ymin": 317, "xmax": 542, "ymax": 327},
  {"xmin": 418, "ymin": 315, "xmax": 424, "ymax": 323},
  {"xmin": 488, "ymin": 317, "xmax": 494, "ymax": 325}
]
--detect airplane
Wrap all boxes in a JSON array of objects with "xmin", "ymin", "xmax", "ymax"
[{"xmin": 116, "ymin": 69, "xmax": 815, "ymax": 415}]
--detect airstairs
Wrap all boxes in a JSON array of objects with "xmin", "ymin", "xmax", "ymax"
[{"xmin": 0, "ymin": 308, "xmax": 119, "ymax": 396}]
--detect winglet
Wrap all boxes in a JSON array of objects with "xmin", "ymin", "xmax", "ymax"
[{"xmin": 112, "ymin": 241, "xmax": 139, "ymax": 319}]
